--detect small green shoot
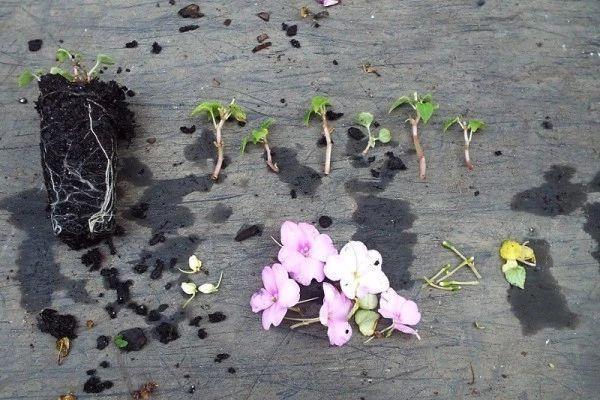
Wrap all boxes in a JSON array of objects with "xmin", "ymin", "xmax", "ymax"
[
  {"xmin": 305, "ymin": 95, "xmax": 333, "ymax": 175},
  {"xmin": 190, "ymin": 99, "xmax": 247, "ymax": 180},
  {"xmin": 114, "ymin": 334, "xmax": 128, "ymax": 349},
  {"xmin": 499, "ymin": 240, "xmax": 536, "ymax": 289},
  {"xmin": 389, "ymin": 92, "xmax": 438, "ymax": 179},
  {"xmin": 241, "ymin": 118, "xmax": 279, "ymax": 172},
  {"xmin": 355, "ymin": 111, "xmax": 392, "ymax": 155},
  {"xmin": 443, "ymin": 115, "xmax": 485, "ymax": 170},
  {"xmin": 18, "ymin": 48, "xmax": 116, "ymax": 87}
]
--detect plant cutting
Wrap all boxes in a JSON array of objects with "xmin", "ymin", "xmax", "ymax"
[
  {"xmin": 181, "ymin": 271, "xmax": 223, "ymax": 307},
  {"xmin": 304, "ymin": 96, "xmax": 334, "ymax": 175},
  {"xmin": 190, "ymin": 99, "xmax": 246, "ymax": 180},
  {"xmin": 443, "ymin": 116, "xmax": 485, "ymax": 170},
  {"xmin": 250, "ymin": 222, "xmax": 421, "ymax": 346},
  {"xmin": 499, "ymin": 240, "xmax": 536, "ymax": 289},
  {"xmin": 423, "ymin": 241, "xmax": 481, "ymax": 291},
  {"xmin": 355, "ymin": 112, "xmax": 392, "ymax": 155},
  {"xmin": 18, "ymin": 49, "xmax": 134, "ymax": 249},
  {"xmin": 241, "ymin": 118, "xmax": 279, "ymax": 172},
  {"xmin": 389, "ymin": 92, "xmax": 438, "ymax": 180}
]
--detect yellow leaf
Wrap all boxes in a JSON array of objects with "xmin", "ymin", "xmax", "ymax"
[
  {"xmin": 520, "ymin": 244, "xmax": 536, "ymax": 263},
  {"xmin": 499, "ymin": 240, "xmax": 522, "ymax": 260}
]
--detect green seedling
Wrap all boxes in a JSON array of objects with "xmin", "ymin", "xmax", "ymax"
[
  {"xmin": 241, "ymin": 118, "xmax": 279, "ymax": 172},
  {"xmin": 18, "ymin": 48, "xmax": 114, "ymax": 87},
  {"xmin": 304, "ymin": 95, "xmax": 334, "ymax": 175},
  {"xmin": 389, "ymin": 92, "xmax": 438, "ymax": 180},
  {"xmin": 443, "ymin": 116, "xmax": 485, "ymax": 170},
  {"xmin": 355, "ymin": 112, "xmax": 392, "ymax": 155},
  {"xmin": 190, "ymin": 99, "xmax": 246, "ymax": 181}
]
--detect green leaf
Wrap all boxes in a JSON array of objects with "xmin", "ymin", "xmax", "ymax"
[
  {"xmin": 96, "ymin": 54, "xmax": 115, "ymax": 65},
  {"xmin": 378, "ymin": 128, "xmax": 391, "ymax": 143},
  {"xmin": 443, "ymin": 116, "xmax": 460, "ymax": 132},
  {"xmin": 259, "ymin": 118, "xmax": 275, "ymax": 130},
  {"xmin": 55, "ymin": 48, "xmax": 72, "ymax": 63},
  {"xmin": 251, "ymin": 128, "xmax": 268, "ymax": 143},
  {"xmin": 33, "ymin": 68, "xmax": 46, "ymax": 76},
  {"xmin": 303, "ymin": 109, "xmax": 314, "ymax": 125},
  {"xmin": 190, "ymin": 101, "xmax": 222, "ymax": 119},
  {"xmin": 310, "ymin": 95, "xmax": 330, "ymax": 113},
  {"xmin": 114, "ymin": 335, "xmax": 128, "ymax": 349},
  {"xmin": 49, "ymin": 67, "xmax": 74, "ymax": 82},
  {"xmin": 504, "ymin": 264, "xmax": 526, "ymax": 289},
  {"xmin": 17, "ymin": 69, "xmax": 35, "ymax": 87},
  {"xmin": 388, "ymin": 96, "xmax": 412, "ymax": 113},
  {"xmin": 356, "ymin": 112, "xmax": 374, "ymax": 129},
  {"xmin": 240, "ymin": 136, "xmax": 249, "ymax": 153},
  {"xmin": 228, "ymin": 101, "xmax": 246, "ymax": 122},
  {"xmin": 416, "ymin": 101, "xmax": 435, "ymax": 124},
  {"xmin": 467, "ymin": 119, "xmax": 485, "ymax": 133},
  {"xmin": 354, "ymin": 310, "xmax": 380, "ymax": 336}
]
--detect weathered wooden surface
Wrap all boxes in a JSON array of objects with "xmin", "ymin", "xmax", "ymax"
[{"xmin": 0, "ymin": 0, "xmax": 599, "ymax": 399}]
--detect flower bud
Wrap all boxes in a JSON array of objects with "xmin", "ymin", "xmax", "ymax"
[
  {"xmin": 357, "ymin": 294, "xmax": 378, "ymax": 310},
  {"xmin": 181, "ymin": 282, "xmax": 197, "ymax": 295}
]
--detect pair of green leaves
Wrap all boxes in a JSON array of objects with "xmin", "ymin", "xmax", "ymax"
[
  {"xmin": 443, "ymin": 116, "xmax": 485, "ymax": 133},
  {"xmin": 499, "ymin": 240, "xmax": 536, "ymax": 289},
  {"xmin": 190, "ymin": 99, "xmax": 247, "ymax": 124},
  {"xmin": 389, "ymin": 92, "xmax": 437, "ymax": 124},
  {"xmin": 356, "ymin": 112, "xmax": 391, "ymax": 149},
  {"xmin": 304, "ymin": 95, "xmax": 331, "ymax": 124},
  {"xmin": 241, "ymin": 118, "xmax": 274, "ymax": 153}
]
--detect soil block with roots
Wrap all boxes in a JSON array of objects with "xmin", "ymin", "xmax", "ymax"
[{"xmin": 36, "ymin": 74, "xmax": 134, "ymax": 249}]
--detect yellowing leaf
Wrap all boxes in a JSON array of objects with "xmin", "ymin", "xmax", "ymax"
[
  {"xmin": 499, "ymin": 240, "xmax": 522, "ymax": 260},
  {"xmin": 504, "ymin": 264, "xmax": 526, "ymax": 289},
  {"xmin": 56, "ymin": 337, "xmax": 70, "ymax": 365},
  {"xmin": 58, "ymin": 394, "xmax": 77, "ymax": 400},
  {"xmin": 520, "ymin": 244, "xmax": 536, "ymax": 263},
  {"xmin": 501, "ymin": 259, "xmax": 518, "ymax": 273}
]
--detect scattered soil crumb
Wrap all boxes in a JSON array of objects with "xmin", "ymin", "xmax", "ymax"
[
  {"xmin": 37, "ymin": 309, "xmax": 78, "ymax": 339},
  {"xmin": 179, "ymin": 4, "xmax": 203, "ymax": 18},
  {"xmin": 84, "ymin": 376, "xmax": 113, "ymax": 393},
  {"xmin": 153, "ymin": 322, "xmax": 180, "ymax": 344},
  {"xmin": 28, "ymin": 39, "xmax": 42, "ymax": 52},
  {"xmin": 494, "ymin": 150, "xmax": 503, "ymax": 156},
  {"xmin": 179, "ymin": 25, "xmax": 199, "ymax": 32},
  {"xmin": 252, "ymin": 42, "xmax": 272, "ymax": 53},
  {"xmin": 348, "ymin": 127, "xmax": 365, "ymax": 140},
  {"xmin": 125, "ymin": 40, "xmax": 138, "ymax": 48},
  {"xmin": 197, "ymin": 328, "xmax": 208, "ymax": 339},
  {"xmin": 228, "ymin": 367, "xmax": 236, "ymax": 374},
  {"xmin": 290, "ymin": 39, "xmax": 301, "ymax": 48},
  {"xmin": 214, "ymin": 353, "xmax": 230, "ymax": 363},
  {"xmin": 81, "ymin": 248, "xmax": 103, "ymax": 271},
  {"xmin": 257, "ymin": 12, "xmax": 270, "ymax": 21},
  {"xmin": 189, "ymin": 316, "xmax": 203, "ymax": 326},
  {"xmin": 208, "ymin": 312, "xmax": 227, "ymax": 323},
  {"xmin": 19, "ymin": 97, "xmax": 28, "ymax": 104},
  {"xmin": 285, "ymin": 25, "xmax": 298, "ymax": 37},
  {"xmin": 257, "ymin": 33, "xmax": 269, "ymax": 43},
  {"xmin": 180, "ymin": 125, "xmax": 196, "ymax": 134},
  {"xmin": 151, "ymin": 42, "xmax": 162, "ymax": 54},
  {"xmin": 224, "ymin": 19, "xmax": 232, "ymax": 26},
  {"xmin": 318, "ymin": 215, "xmax": 332, "ymax": 228},
  {"xmin": 118, "ymin": 328, "xmax": 147, "ymax": 351},
  {"xmin": 326, "ymin": 110, "xmax": 343, "ymax": 121}
]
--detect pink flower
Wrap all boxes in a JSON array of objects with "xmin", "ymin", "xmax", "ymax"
[
  {"xmin": 324, "ymin": 241, "xmax": 389, "ymax": 299},
  {"xmin": 319, "ymin": 283, "xmax": 353, "ymax": 346},
  {"xmin": 378, "ymin": 288, "xmax": 421, "ymax": 339},
  {"xmin": 278, "ymin": 221, "xmax": 337, "ymax": 286},
  {"xmin": 250, "ymin": 263, "xmax": 300, "ymax": 330}
]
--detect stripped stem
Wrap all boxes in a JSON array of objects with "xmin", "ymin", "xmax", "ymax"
[
  {"xmin": 439, "ymin": 280, "xmax": 479, "ymax": 286},
  {"xmin": 410, "ymin": 117, "xmax": 426, "ymax": 180},
  {"xmin": 442, "ymin": 241, "xmax": 481, "ymax": 279},
  {"xmin": 435, "ymin": 257, "xmax": 475, "ymax": 283},
  {"xmin": 286, "ymin": 317, "xmax": 320, "ymax": 329},
  {"xmin": 321, "ymin": 113, "xmax": 333, "ymax": 175},
  {"xmin": 263, "ymin": 142, "xmax": 279, "ymax": 172},
  {"xmin": 463, "ymin": 127, "xmax": 474, "ymax": 170},
  {"xmin": 211, "ymin": 118, "xmax": 226, "ymax": 180},
  {"xmin": 423, "ymin": 276, "xmax": 458, "ymax": 291},
  {"xmin": 362, "ymin": 126, "xmax": 374, "ymax": 155}
]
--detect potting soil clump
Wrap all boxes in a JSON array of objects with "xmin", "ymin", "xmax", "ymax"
[{"xmin": 36, "ymin": 74, "xmax": 134, "ymax": 249}]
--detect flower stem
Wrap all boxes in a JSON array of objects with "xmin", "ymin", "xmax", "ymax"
[
  {"xmin": 183, "ymin": 293, "xmax": 195, "ymax": 308},
  {"xmin": 362, "ymin": 127, "xmax": 373, "ymax": 155},
  {"xmin": 428, "ymin": 263, "xmax": 452, "ymax": 283},
  {"xmin": 296, "ymin": 297, "xmax": 319, "ymax": 305},
  {"xmin": 442, "ymin": 241, "xmax": 481, "ymax": 279},
  {"xmin": 439, "ymin": 280, "xmax": 479, "ymax": 286},
  {"xmin": 263, "ymin": 142, "xmax": 279, "ymax": 172},
  {"xmin": 463, "ymin": 128, "xmax": 474, "ymax": 171},
  {"xmin": 435, "ymin": 257, "xmax": 474, "ymax": 283},
  {"xmin": 422, "ymin": 276, "xmax": 458, "ymax": 291},
  {"xmin": 321, "ymin": 113, "xmax": 333, "ymax": 175},
  {"xmin": 211, "ymin": 119, "xmax": 226, "ymax": 180},
  {"xmin": 410, "ymin": 117, "xmax": 426, "ymax": 180},
  {"xmin": 285, "ymin": 317, "xmax": 320, "ymax": 329}
]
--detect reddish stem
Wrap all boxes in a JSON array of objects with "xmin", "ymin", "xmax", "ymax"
[
  {"xmin": 411, "ymin": 118, "xmax": 426, "ymax": 180},
  {"xmin": 264, "ymin": 142, "xmax": 279, "ymax": 172},
  {"xmin": 211, "ymin": 119, "xmax": 226, "ymax": 180},
  {"xmin": 321, "ymin": 114, "xmax": 333, "ymax": 175}
]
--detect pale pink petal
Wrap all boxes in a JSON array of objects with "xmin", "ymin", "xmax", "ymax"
[
  {"xmin": 261, "ymin": 304, "xmax": 287, "ymax": 330},
  {"xmin": 278, "ymin": 246, "xmax": 305, "ymax": 275},
  {"xmin": 323, "ymin": 254, "xmax": 347, "ymax": 281},
  {"xmin": 327, "ymin": 320, "xmax": 352, "ymax": 346},
  {"xmin": 291, "ymin": 257, "xmax": 324, "ymax": 286},
  {"xmin": 280, "ymin": 221, "xmax": 304, "ymax": 247},
  {"xmin": 261, "ymin": 265, "xmax": 277, "ymax": 294},
  {"xmin": 377, "ymin": 305, "xmax": 395, "ymax": 320},
  {"xmin": 251, "ymin": 288, "xmax": 274, "ymax": 313},
  {"xmin": 394, "ymin": 323, "xmax": 420, "ymax": 339},
  {"xmin": 356, "ymin": 269, "xmax": 390, "ymax": 298},
  {"xmin": 398, "ymin": 299, "xmax": 421, "ymax": 325},
  {"xmin": 271, "ymin": 263, "xmax": 290, "ymax": 288},
  {"xmin": 276, "ymin": 279, "xmax": 301, "ymax": 307},
  {"xmin": 328, "ymin": 293, "xmax": 352, "ymax": 321},
  {"xmin": 340, "ymin": 241, "xmax": 368, "ymax": 262},
  {"xmin": 298, "ymin": 222, "xmax": 319, "ymax": 239},
  {"xmin": 309, "ymin": 234, "xmax": 337, "ymax": 262}
]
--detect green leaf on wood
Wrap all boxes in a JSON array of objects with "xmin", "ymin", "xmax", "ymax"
[
  {"xmin": 114, "ymin": 334, "xmax": 128, "ymax": 349},
  {"xmin": 416, "ymin": 101, "xmax": 435, "ymax": 124},
  {"xmin": 228, "ymin": 101, "xmax": 247, "ymax": 122},
  {"xmin": 96, "ymin": 54, "xmax": 115, "ymax": 65},
  {"xmin": 354, "ymin": 309, "xmax": 380, "ymax": 336},
  {"xmin": 504, "ymin": 264, "xmax": 526, "ymax": 289},
  {"xmin": 468, "ymin": 119, "xmax": 485, "ymax": 133},
  {"xmin": 17, "ymin": 69, "xmax": 35, "ymax": 87},
  {"xmin": 388, "ymin": 96, "xmax": 412, "ymax": 113},
  {"xmin": 190, "ymin": 101, "xmax": 222, "ymax": 119},
  {"xmin": 356, "ymin": 112, "xmax": 374, "ymax": 128},
  {"xmin": 378, "ymin": 128, "xmax": 391, "ymax": 143},
  {"xmin": 50, "ymin": 67, "xmax": 74, "ymax": 82},
  {"xmin": 55, "ymin": 48, "xmax": 72, "ymax": 63},
  {"xmin": 310, "ymin": 95, "xmax": 331, "ymax": 113},
  {"xmin": 443, "ymin": 116, "xmax": 461, "ymax": 132}
]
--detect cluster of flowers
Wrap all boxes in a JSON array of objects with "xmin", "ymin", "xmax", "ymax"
[{"xmin": 250, "ymin": 221, "xmax": 421, "ymax": 346}]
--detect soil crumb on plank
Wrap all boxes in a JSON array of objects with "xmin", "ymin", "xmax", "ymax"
[{"xmin": 37, "ymin": 309, "xmax": 78, "ymax": 339}]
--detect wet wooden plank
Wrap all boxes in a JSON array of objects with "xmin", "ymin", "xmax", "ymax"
[{"xmin": 0, "ymin": 0, "xmax": 598, "ymax": 399}]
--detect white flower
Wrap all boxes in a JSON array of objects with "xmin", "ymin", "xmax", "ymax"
[
  {"xmin": 324, "ymin": 241, "xmax": 390, "ymax": 299},
  {"xmin": 179, "ymin": 255, "xmax": 202, "ymax": 274},
  {"xmin": 198, "ymin": 272, "xmax": 223, "ymax": 294},
  {"xmin": 181, "ymin": 282, "xmax": 197, "ymax": 295}
]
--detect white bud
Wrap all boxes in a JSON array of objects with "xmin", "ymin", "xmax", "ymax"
[
  {"xmin": 198, "ymin": 283, "xmax": 217, "ymax": 294},
  {"xmin": 188, "ymin": 255, "xmax": 202, "ymax": 272},
  {"xmin": 181, "ymin": 282, "xmax": 197, "ymax": 295}
]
